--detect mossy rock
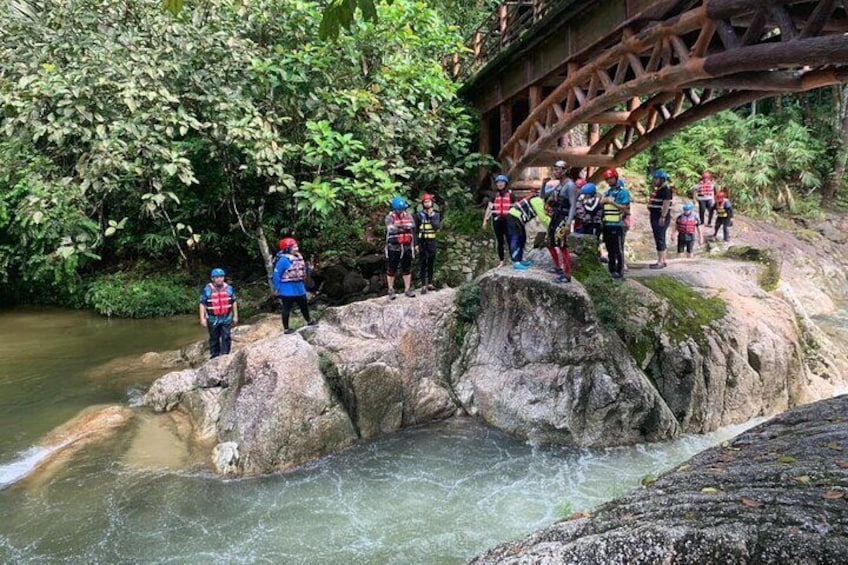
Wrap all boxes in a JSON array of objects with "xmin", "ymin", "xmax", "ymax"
[
  {"xmin": 639, "ymin": 276, "xmax": 727, "ymax": 345},
  {"xmin": 724, "ymin": 246, "xmax": 782, "ymax": 291}
]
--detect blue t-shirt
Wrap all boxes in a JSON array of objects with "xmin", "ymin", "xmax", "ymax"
[
  {"xmin": 273, "ymin": 253, "xmax": 307, "ymax": 297},
  {"xmin": 199, "ymin": 283, "xmax": 236, "ymax": 325},
  {"xmin": 604, "ymin": 183, "xmax": 631, "ymax": 227}
]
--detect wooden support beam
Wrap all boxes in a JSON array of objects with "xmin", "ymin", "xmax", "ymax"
[
  {"xmin": 590, "ymin": 111, "xmax": 633, "ymax": 125},
  {"xmin": 801, "ymin": 0, "xmax": 836, "ymax": 38},
  {"xmin": 740, "ymin": 9, "xmax": 767, "ymax": 45},
  {"xmin": 769, "ymin": 5, "xmax": 797, "ymax": 40},
  {"xmin": 704, "ymin": 34, "xmax": 848, "ymax": 75},
  {"xmin": 715, "ymin": 19, "xmax": 740, "ymax": 49},
  {"xmin": 692, "ymin": 20, "xmax": 716, "ymax": 56},
  {"xmin": 707, "ymin": 0, "xmax": 793, "ymax": 21},
  {"xmin": 688, "ymin": 71, "xmax": 812, "ymax": 91},
  {"xmin": 532, "ymin": 151, "xmax": 616, "ymax": 168},
  {"xmin": 670, "ymin": 36, "xmax": 690, "ymax": 62},
  {"xmin": 500, "ymin": 104, "xmax": 513, "ymax": 153}
]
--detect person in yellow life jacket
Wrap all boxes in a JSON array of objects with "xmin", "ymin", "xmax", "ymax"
[
  {"xmin": 507, "ymin": 189, "xmax": 550, "ymax": 271},
  {"xmin": 675, "ymin": 203, "xmax": 702, "ymax": 258},
  {"xmin": 691, "ymin": 171, "xmax": 716, "ymax": 227},
  {"xmin": 273, "ymin": 237, "xmax": 317, "ymax": 334},
  {"xmin": 385, "ymin": 196, "xmax": 416, "ymax": 299},
  {"xmin": 482, "ymin": 174, "xmax": 514, "ymax": 267},
  {"xmin": 415, "ymin": 193, "xmax": 441, "ymax": 295},
  {"xmin": 601, "ymin": 169, "xmax": 631, "ymax": 280},
  {"xmin": 712, "ymin": 190, "xmax": 734, "ymax": 242},
  {"xmin": 199, "ymin": 268, "xmax": 238, "ymax": 358}
]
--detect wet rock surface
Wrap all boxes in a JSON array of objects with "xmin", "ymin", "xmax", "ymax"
[{"xmin": 470, "ymin": 394, "xmax": 848, "ymax": 565}]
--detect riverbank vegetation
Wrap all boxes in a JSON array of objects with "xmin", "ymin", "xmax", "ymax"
[{"xmin": 1, "ymin": 0, "xmax": 847, "ymax": 316}]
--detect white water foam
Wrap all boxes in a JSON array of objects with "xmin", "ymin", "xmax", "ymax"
[{"xmin": 0, "ymin": 445, "xmax": 56, "ymax": 489}]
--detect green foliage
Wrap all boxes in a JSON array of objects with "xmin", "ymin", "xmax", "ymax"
[
  {"xmin": 629, "ymin": 108, "xmax": 829, "ymax": 217},
  {"xmin": 452, "ymin": 280, "xmax": 481, "ymax": 348},
  {"xmin": 639, "ymin": 276, "xmax": 727, "ymax": 344},
  {"xmin": 84, "ymin": 272, "xmax": 196, "ymax": 318},
  {"xmin": 441, "ymin": 206, "xmax": 483, "ymax": 236}
]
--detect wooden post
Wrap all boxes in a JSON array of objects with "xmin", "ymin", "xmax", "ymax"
[
  {"xmin": 500, "ymin": 103, "xmax": 513, "ymax": 153},
  {"xmin": 479, "ymin": 114, "xmax": 492, "ymax": 185},
  {"xmin": 499, "ymin": 4, "xmax": 508, "ymax": 44},
  {"xmin": 529, "ymin": 85, "xmax": 543, "ymax": 110}
]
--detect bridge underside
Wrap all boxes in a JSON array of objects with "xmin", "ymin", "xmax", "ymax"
[{"xmin": 464, "ymin": 0, "xmax": 848, "ymax": 183}]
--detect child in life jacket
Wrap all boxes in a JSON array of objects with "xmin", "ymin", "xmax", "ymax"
[
  {"xmin": 675, "ymin": 203, "xmax": 702, "ymax": 258},
  {"xmin": 199, "ymin": 268, "xmax": 238, "ymax": 358},
  {"xmin": 712, "ymin": 190, "xmax": 734, "ymax": 242},
  {"xmin": 273, "ymin": 238, "xmax": 317, "ymax": 334}
]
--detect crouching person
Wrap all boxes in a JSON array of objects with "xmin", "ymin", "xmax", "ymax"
[{"xmin": 274, "ymin": 237, "xmax": 317, "ymax": 335}]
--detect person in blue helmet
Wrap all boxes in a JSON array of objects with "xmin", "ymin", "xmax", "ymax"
[
  {"xmin": 648, "ymin": 169, "xmax": 673, "ymax": 269},
  {"xmin": 199, "ymin": 268, "xmax": 238, "ymax": 358},
  {"xmin": 482, "ymin": 174, "xmax": 514, "ymax": 267},
  {"xmin": 601, "ymin": 170, "xmax": 631, "ymax": 279},
  {"xmin": 675, "ymin": 202, "xmax": 702, "ymax": 258},
  {"xmin": 385, "ymin": 196, "xmax": 416, "ymax": 299}
]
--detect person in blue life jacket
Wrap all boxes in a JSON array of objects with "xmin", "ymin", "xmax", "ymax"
[
  {"xmin": 415, "ymin": 193, "xmax": 441, "ymax": 294},
  {"xmin": 506, "ymin": 188, "xmax": 551, "ymax": 270},
  {"xmin": 386, "ymin": 196, "xmax": 416, "ymax": 299},
  {"xmin": 601, "ymin": 169, "xmax": 631, "ymax": 280},
  {"xmin": 648, "ymin": 169, "xmax": 674, "ymax": 269},
  {"xmin": 273, "ymin": 237, "xmax": 317, "ymax": 334},
  {"xmin": 199, "ymin": 268, "xmax": 238, "ymax": 358},
  {"xmin": 675, "ymin": 203, "xmax": 703, "ymax": 258},
  {"xmin": 482, "ymin": 174, "xmax": 514, "ymax": 267}
]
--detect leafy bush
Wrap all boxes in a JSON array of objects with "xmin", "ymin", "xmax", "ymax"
[{"xmin": 84, "ymin": 272, "xmax": 196, "ymax": 318}]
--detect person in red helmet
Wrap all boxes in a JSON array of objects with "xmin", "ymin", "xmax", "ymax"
[
  {"xmin": 691, "ymin": 171, "xmax": 716, "ymax": 227},
  {"xmin": 273, "ymin": 237, "xmax": 317, "ymax": 334},
  {"xmin": 415, "ymin": 193, "xmax": 441, "ymax": 294}
]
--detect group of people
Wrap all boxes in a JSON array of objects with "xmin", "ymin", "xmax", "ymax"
[
  {"xmin": 198, "ymin": 166, "xmax": 735, "ymax": 358},
  {"xmin": 483, "ymin": 163, "xmax": 735, "ymax": 280}
]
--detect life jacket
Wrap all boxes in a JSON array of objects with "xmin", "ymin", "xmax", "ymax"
[
  {"xmin": 509, "ymin": 197, "xmax": 537, "ymax": 224},
  {"xmin": 205, "ymin": 283, "xmax": 233, "ymax": 317},
  {"xmin": 603, "ymin": 189, "xmax": 623, "ymax": 225},
  {"xmin": 648, "ymin": 183, "xmax": 671, "ymax": 211},
  {"xmin": 716, "ymin": 201, "xmax": 730, "ymax": 218},
  {"xmin": 577, "ymin": 195, "xmax": 603, "ymax": 224},
  {"xmin": 387, "ymin": 211, "xmax": 414, "ymax": 245},
  {"xmin": 676, "ymin": 214, "xmax": 697, "ymax": 235},
  {"xmin": 418, "ymin": 211, "xmax": 437, "ymax": 239},
  {"xmin": 279, "ymin": 253, "xmax": 306, "ymax": 283},
  {"xmin": 492, "ymin": 191, "xmax": 512, "ymax": 218},
  {"xmin": 697, "ymin": 181, "xmax": 715, "ymax": 200}
]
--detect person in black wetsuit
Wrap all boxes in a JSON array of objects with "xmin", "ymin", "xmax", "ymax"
[{"xmin": 648, "ymin": 169, "xmax": 673, "ymax": 269}]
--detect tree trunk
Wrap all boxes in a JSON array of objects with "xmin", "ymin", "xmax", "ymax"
[
  {"xmin": 823, "ymin": 85, "xmax": 848, "ymax": 205},
  {"xmin": 255, "ymin": 223, "xmax": 275, "ymax": 291}
]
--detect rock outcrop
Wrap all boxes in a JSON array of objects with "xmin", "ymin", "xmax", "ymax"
[{"xmin": 471, "ymin": 394, "xmax": 848, "ymax": 564}]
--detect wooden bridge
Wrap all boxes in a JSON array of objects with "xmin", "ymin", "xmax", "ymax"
[{"xmin": 455, "ymin": 0, "xmax": 848, "ymax": 184}]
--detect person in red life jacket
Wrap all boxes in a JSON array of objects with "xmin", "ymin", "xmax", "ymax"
[
  {"xmin": 648, "ymin": 169, "xmax": 674, "ymax": 269},
  {"xmin": 712, "ymin": 190, "xmax": 734, "ymax": 242},
  {"xmin": 691, "ymin": 171, "xmax": 716, "ymax": 227},
  {"xmin": 199, "ymin": 268, "xmax": 238, "ymax": 358},
  {"xmin": 386, "ymin": 196, "xmax": 416, "ymax": 299},
  {"xmin": 482, "ymin": 174, "xmax": 513, "ymax": 267},
  {"xmin": 273, "ymin": 238, "xmax": 317, "ymax": 334},
  {"xmin": 544, "ymin": 160, "xmax": 577, "ymax": 278},
  {"xmin": 415, "ymin": 193, "xmax": 441, "ymax": 294},
  {"xmin": 675, "ymin": 203, "xmax": 702, "ymax": 258}
]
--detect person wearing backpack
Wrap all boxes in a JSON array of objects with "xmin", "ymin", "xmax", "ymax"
[
  {"xmin": 415, "ymin": 193, "xmax": 441, "ymax": 294},
  {"xmin": 199, "ymin": 268, "xmax": 238, "ymax": 358},
  {"xmin": 385, "ymin": 196, "xmax": 416, "ymax": 299},
  {"xmin": 273, "ymin": 238, "xmax": 317, "ymax": 334}
]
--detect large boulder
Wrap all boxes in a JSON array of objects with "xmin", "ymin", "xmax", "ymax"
[
  {"xmin": 471, "ymin": 394, "xmax": 848, "ymax": 564},
  {"xmin": 452, "ymin": 269, "xmax": 680, "ymax": 446}
]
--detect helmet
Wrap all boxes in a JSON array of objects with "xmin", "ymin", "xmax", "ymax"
[
  {"xmin": 390, "ymin": 196, "xmax": 408, "ymax": 211},
  {"xmin": 494, "ymin": 174, "xmax": 509, "ymax": 184},
  {"xmin": 210, "ymin": 268, "xmax": 226, "ymax": 278},
  {"xmin": 279, "ymin": 237, "xmax": 298, "ymax": 251},
  {"xmin": 575, "ymin": 179, "xmax": 587, "ymax": 188},
  {"xmin": 580, "ymin": 183, "xmax": 597, "ymax": 195},
  {"xmin": 421, "ymin": 193, "xmax": 434, "ymax": 203},
  {"xmin": 653, "ymin": 169, "xmax": 669, "ymax": 180},
  {"xmin": 702, "ymin": 171, "xmax": 713, "ymax": 180},
  {"xmin": 603, "ymin": 168, "xmax": 618, "ymax": 180},
  {"xmin": 554, "ymin": 160, "xmax": 568, "ymax": 169},
  {"xmin": 716, "ymin": 192, "xmax": 726, "ymax": 202},
  {"xmin": 682, "ymin": 203, "xmax": 694, "ymax": 212}
]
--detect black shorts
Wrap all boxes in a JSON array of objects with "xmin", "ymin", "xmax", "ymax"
[{"xmin": 386, "ymin": 246, "xmax": 413, "ymax": 276}]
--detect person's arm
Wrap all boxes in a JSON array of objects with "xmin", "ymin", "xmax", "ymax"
[
  {"xmin": 566, "ymin": 183, "xmax": 577, "ymax": 225},
  {"xmin": 482, "ymin": 200, "xmax": 493, "ymax": 226},
  {"xmin": 431, "ymin": 210, "xmax": 442, "ymax": 231},
  {"xmin": 232, "ymin": 300, "xmax": 239, "ymax": 325},
  {"xmin": 726, "ymin": 201, "xmax": 734, "ymax": 219},
  {"xmin": 272, "ymin": 256, "xmax": 291, "ymax": 296},
  {"xmin": 199, "ymin": 303, "xmax": 207, "ymax": 327},
  {"xmin": 660, "ymin": 188, "xmax": 671, "ymax": 225}
]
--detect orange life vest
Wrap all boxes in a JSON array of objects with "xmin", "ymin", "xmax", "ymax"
[
  {"xmin": 676, "ymin": 214, "xmax": 697, "ymax": 235},
  {"xmin": 205, "ymin": 283, "xmax": 233, "ymax": 317},
  {"xmin": 492, "ymin": 191, "xmax": 512, "ymax": 218},
  {"xmin": 696, "ymin": 181, "xmax": 715, "ymax": 200},
  {"xmin": 279, "ymin": 254, "xmax": 306, "ymax": 282},
  {"xmin": 387, "ymin": 211, "xmax": 414, "ymax": 245}
]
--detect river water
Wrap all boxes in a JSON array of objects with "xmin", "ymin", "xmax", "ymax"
[{"xmin": 0, "ymin": 308, "xmax": 765, "ymax": 563}]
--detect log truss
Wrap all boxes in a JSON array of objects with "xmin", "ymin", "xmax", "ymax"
[{"xmin": 498, "ymin": 0, "xmax": 848, "ymax": 179}]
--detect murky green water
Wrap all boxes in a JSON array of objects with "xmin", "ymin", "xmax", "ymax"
[{"xmin": 0, "ymin": 308, "xmax": 778, "ymax": 563}]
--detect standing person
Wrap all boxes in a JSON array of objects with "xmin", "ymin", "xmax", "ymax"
[
  {"xmin": 199, "ymin": 268, "xmax": 238, "ymax": 358},
  {"xmin": 385, "ymin": 196, "xmax": 416, "ymax": 299},
  {"xmin": 603, "ymin": 168, "xmax": 629, "ymax": 269},
  {"xmin": 712, "ymin": 190, "xmax": 734, "ymax": 242},
  {"xmin": 415, "ymin": 193, "xmax": 441, "ymax": 294},
  {"xmin": 692, "ymin": 171, "xmax": 716, "ymax": 226},
  {"xmin": 601, "ymin": 170, "xmax": 631, "ymax": 280},
  {"xmin": 648, "ymin": 169, "xmax": 673, "ymax": 269},
  {"xmin": 544, "ymin": 160, "xmax": 577, "ymax": 278},
  {"xmin": 506, "ymin": 189, "xmax": 550, "ymax": 270},
  {"xmin": 482, "ymin": 174, "xmax": 513, "ymax": 268},
  {"xmin": 575, "ymin": 182, "xmax": 603, "ymax": 238},
  {"xmin": 273, "ymin": 238, "xmax": 317, "ymax": 334},
  {"xmin": 675, "ymin": 203, "xmax": 702, "ymax": 258}
]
